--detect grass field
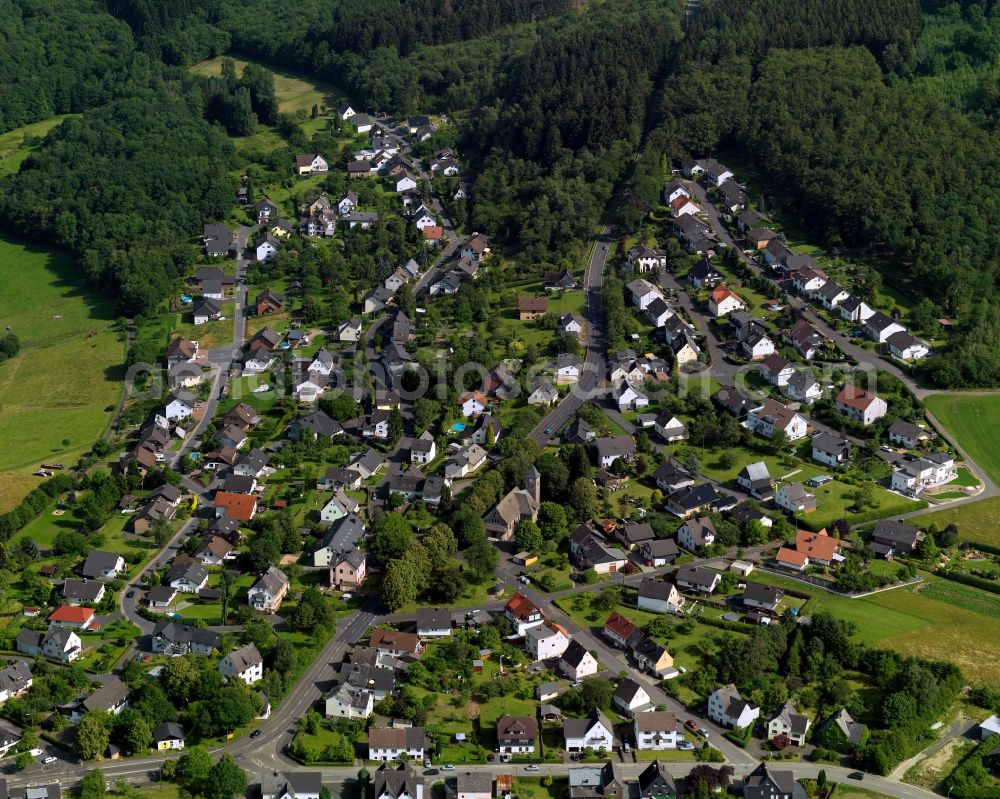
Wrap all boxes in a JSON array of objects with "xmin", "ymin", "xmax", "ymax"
[
  {"xmin": 190, "ymin": 56, "xmax": 349, "ymax": 114},
  {"xmin": 916, "ymin": 496, "xmax": 1000, "ymax": 547},
  {"xmin": 0, "ymin": 115, "xmax": 74, "ymax": 177},
  {"xmin": 925, "ymin": 393, "xmax": 1000, "ymax": 484},
  {"xmin": 0, "ymin": 235, "xmax": 122, "ymax": 508}
]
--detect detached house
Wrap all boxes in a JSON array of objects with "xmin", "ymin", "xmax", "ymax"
[
  {"xmin": 295, "ymin": 153, "xmax": 328, "ymax": 175},
  {"xmin": 744, "ymin": 763, "xmax": 806, "ymax": 799},
  {"xmin": 559, "ymin": 641, "xmax": 598, "ymax": 680},
  {"xmin": 16, "ymin": 627, "xmax": 81, "ymax": 662},
  {"xmin": 497, "ymin": 716, "xmax": 538, "ymax": 755},
  {"xmin": 613, "ymin": 679, "xmax": 652, "ymax": 717},
  {"xmin": 839, "ymin": 295, "xmax": 875, "ymax": 323},
  {"xmin": 835, "ymin": 386, "xmax": 887, "ymax": 426},
  {"xmin": 708, "ymin": 684, "xmax": 760, "ymax": 729},
  {"xmin": 775, "ymin": 482, "xmax": 817, "ymax": 515},
  {"xmin": 330, "ymin": 550, "xmax": 366, "ymax": 590},
  {"xmin": 564, "ymin": 709, "xmax": 614, "ymax": 752},
  {"xmin": 627, "ymin": 279, "xmax": 664, "ymax": 310},
  {"xmin": 812, "ymin": 433, "xmax": 852, "ymax": 468},
  {"xmin": 219, "ymin": 643, "xmax": 264, "ymax": 684},
  {"xmin": 504, "ymin": 592, "xmax": 545, "ymax": 636},
  {"xmin": 82, "ymin": 551, "xmax": 126, "ymax": 580},
  {"xmin": 368, "ymin": 727, "xmax": 427, "ymax": 762},
  {"xmin": 864, "ymin": 312, "xmax": 906, "ymax": 343},
  {"xmin": 634, "ymin": 713, "xmax": 682, "ymax": 751},
  {"xmin": 767, "ymin": 700, "xmax": 810, "ymax": 746},
  {"xmin": 525, "ymin": 621, "xmax": 571, "ymax": 661},
  {"xmin": 637, "ymin": 579, "xmax": 684, "ymax": 615},
  {"xmin": 746, "ymin": 399, "xmax": 808, "ymax": 441},
  {"xmin": 249, "ymin": 566, "xmax": 289, "ymax": 612},
  {"xmin": 675, "ymin": 564, "xmax": 721, "ymax": 594},
  {"xmin": 737, "ymin": 461, "xmax": 774, "ymax": 500},
  {"xmin": 677, "ymin": 517, "xmax": 716, "ymax": 552},
  {"xmin": 708, "ymin": 287, "xmax": 745, "ymax": 318},
  {"xmin": 603, "ymin": 612, "xmax": 639, "ymax": 649}
]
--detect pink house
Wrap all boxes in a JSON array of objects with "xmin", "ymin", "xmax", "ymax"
[{"xmin": 331, "ymin": 550, "xmax": 366, "ymax": 590}]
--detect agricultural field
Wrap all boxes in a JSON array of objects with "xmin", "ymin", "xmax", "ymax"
[
  {"xmin": 0, "ymin": 235, "xmax": 123, "ymax": 510},
  {"xmin": 925, "ymin": 392, "xmax": 1000, "ymax": 485},
  {"xmin": 916, "ymin": 496, "xmax": 1000, "ymax": 547}
]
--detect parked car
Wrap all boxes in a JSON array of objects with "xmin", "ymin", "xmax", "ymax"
[
  {"xmin": 525, "ymin": 765, "xmax": 540, "ymax": 772},
  {"xmin": 848, "ymin": 772, "xmax": 864, "ymax": 781},
  {"xmin": 424, "ymin": 770, "xmax": 439, "ymax": 777},
  {"xmin": 678, "ymin": 741, "xmax": 695, "ymax": 751},
  {"xmin": 43, "ymin": 757, "xmax": 57, "ymax": 765},
  {"xmin": 697, "ymin": 727, "xmax": 710, "ymax": 738},
  {"xmin": 685, "ymin": 719, "xmax": 699, "ymax": 732},
  {"xmin": 442, "ymin": 765, "xmax": 455, "ymax": 771}
]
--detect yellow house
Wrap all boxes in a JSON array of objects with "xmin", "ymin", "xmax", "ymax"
[{"xmin": 152, "ymin": 722, "xmax": 185, "ymax": 751}]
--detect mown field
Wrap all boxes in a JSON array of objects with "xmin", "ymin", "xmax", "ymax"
[
  {"xmin": 916, "ymin": 495, "xmax": 1000, "ymax": 547},
  {"xmin": 925, "ymin": 392, "xmax": 1000, "ymax": 485},
  {"xmin": 0, "ymin": 234, "xmax": 123, "ymax": 510}
]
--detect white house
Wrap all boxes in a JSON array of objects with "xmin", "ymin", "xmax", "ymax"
[
  {"xmin": 678, "ymin": 517, "xmax": 715, "ymax": 551},
  {"xmin": 612, "ymin": 679, "xmax": 651, "ymax": 717},
  {"xmin": 746, "ymin": 400, "xmax": 809, "ymax": 441},
  {"xmin": 255, "ymin": 233, "xmax": 279, "ymax": 261},
  {"xmin": 410, "ymin": 434, "xmax": 436, "ymax": 465},
  {"xmin": 559, "ymin": 640, "xmax": 598, "ymax": 680},
  {"xmin": 627, "ymin": 279, "xmax": 664, "ymax": 310},
  {"xmin": 525, "ymin": 621, "xmax": 571, "ymax": 661},
  {"xmin": 835, "ymin": 387, "xmax": 888, "ymax": 426},
  {"xmin": 505, "ymin": 593, "xmax": 545, "ymax": 636},
  {"xmin": 864, "ymin": 312, "xmax": 906, "ymax": 343},
  {"xmin": 637, "ymin": 579, "xmax": 684, "ymax": 615},
  {"xmin": 528, "ymin": 382, "xmax": 559, "ymax": 407},
  {"xmin": 775, "ymin": 483, "xmax": 817, "ymax": 514},
  {"xmin": 634, "ymin": 711, "xmax": 682, "ymax": 751},
  {"xmin": 368, "ymin": 727, "xmax": 426, "ymax": 762},
  {"xmin": 460, "ymin": 392, "xmax": 488, "ymax": 417},
  {"xmin": 887, "ymin": 331, "xmax": 930, "ymax": 361},
  {"xmin": 811, "ymin": 433, "xmax": 852, "ymax": 468},
  {"xmin": 326, "ymin": 685, "xmax": 374, "ymax": 720},
  {"xmin": 563, "ymin": 709, "xmax": 614, "ymax": 752},
  {"xmin": 164, "ymin": 396, "xmax": 193, "ymax": 421},
  {"xmin": 395, "ymin": 173, "xmax": 418, "ymax": 193},
  {"xmin": 708, "ymin": 684, "xmax": 760, "ymax": 729},
  {"xmin": 556, "ymin": 353, "xmax": 582, "ymax": 385},
  {"xmin": 708, "ymin": 287, "xmax": 745, "ymax": 318},
  {"xmin": 654, "ymin": 413, "xmax": 687, "ymax": 443},
  {"xmin": 613, "ymin": 380, "xmax": 650, "ymax": 411},
  {"xmin": 766, "ymin": 700, "xmax": 810, "ymax": 746},
  {"xmin": 840, "ymin": 295, "xmax": 875, "ymax": 322},
  {"xmin": 219, "ymin": 643, "xmax": 264, "ymax": 685},
  {"xmin": 891, "ymin": 453, "xmax": 957, "ymax": 495}
]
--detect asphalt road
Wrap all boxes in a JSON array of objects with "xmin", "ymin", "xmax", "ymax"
[{"xmin": 529, "ymin": 230, "xmax": 611, "ymax": 445}]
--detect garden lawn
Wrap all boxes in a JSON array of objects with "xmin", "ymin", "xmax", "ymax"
[
  {"xmin": 925, "ymin": 392, "xmax": 1000, "ymax": 485},
  {"xmin": 513, "ymin": 778, "xmax": 568, "ymax": 799},
  {"xmin": 915, "ymin": 496, "xmax": 1000, "ymax": 547},
  {"xmin": 0, "ymin": 236, "xmax": 122, "ymax": 495}
]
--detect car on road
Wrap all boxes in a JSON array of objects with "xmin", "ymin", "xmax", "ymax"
[
  {"xmin": 848, "ymin": 772, "xmax": 864, "ymax": 781},
  {"xmin": 126, "ymin": 590, "xmax": 134, "ymax": 599},
  {"xmin": 524, "ymin": 765, "xmax": 540, "ymax": 771},
  {"xmin": 28, "ymin": 749, "xmax": 42, "ymax": 757},
  {"xmin": 442, "ymin": 765, "xmax": 455, "ymax": 771},
  {"xmin": 622, "ymin": 742, "xmax": 631, "ymax": 753},
  {"xmin": 685, "ymin": 719, "xmax": 699, "ymax": 732},
  {"xmin": 697, "ymin": 727, "xmax": 710, "ymax": 738},
  {"xmin": 42, "ymin": 757, "xmax": 57, "ymax": 765},
  {"xmin": 544, "ymin": 427, "xmax": 553, "ymax": 434},
  {"xmin": 250, "ymin": 730, "xmax": 262, "ymax": 739},
  {"xmin": 423, "ymin": 769, "xmax": 439, "ymax": 776}
]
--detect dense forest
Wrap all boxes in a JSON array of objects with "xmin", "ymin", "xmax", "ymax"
[{"xmin": 0, "ymin": 0, "xmax": 135, "ymax": 132}]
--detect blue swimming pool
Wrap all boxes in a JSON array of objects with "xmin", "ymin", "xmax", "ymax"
[
  {"xmin": 180, "ymin": 294, "xmax": 193, "ymax": 304},
  {"xmin": 452, "ymin": 422, "xmax": 466, "ymax": 432}
]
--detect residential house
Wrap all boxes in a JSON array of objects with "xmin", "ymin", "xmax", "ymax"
[
  {"xmin": 214, "ymin": 491, "xmax": 258, "ymax": 522},
  {"xmin": 249, "ymin": 566, "xmax": 289, "ymax": 612},
  {"xmin": 741, "ymin": 328, "xmax": 776, "ymax": 360},
  {"xmin": 559, "ymin": 641, "xmax": 598, "ymax": 680},
  {"xmin": 677, "ymin": 517, "xmax": 716, "ymax": 552},
  {"xmin": 637, "ymin": 580, "xmax": 684, "ymax": 615},
  {"xmin": 612, "ymin": 379, "xmax": 649, "ymax": 412},
  {"xmin": 864, "ymin": 312, "xmax": 907, "ymax": 344},
  {"xmin": 639, "ymin": 539, "xmax": 679, "ymax": 567},
  {"xmin": 59, "ymin": 677, "xmax": 129, "ymax": 723},
  {"xmin": 203, "ymin": 224, "xmax": 234, "ymax": 258},
  {"xmin": 775, "ymin": 547, "xmax": 809, "ymax": 571},
  {"xmin": 528, "ymin": 380, "xmax": 559, "ymax": 407},
  {"xmin": 497, "ymin": 716, "xmax": 538, "ymax": 755},
  {"xmin": 742, "ymin": 584, "xmax": 783, "ymax": 613},
  {"xmin": 152, "ymin": 722, "xmax": 186, "ymax": 751},
  {"xmin": 717, "ymin": 179, "xmax": 746, "ymax": 213},
  {"xmin": 663, "ymin": 181, "xmax": 691, "ymax": 204},
  {"xmin": 887, "ymin": 419, "xmax": 932, "ymax": 449},
  {"xmin": 708, "ymin": 287, "xmax": 744, "ymax": 318},
  {"xmin": 743, "ymin": 763, "xmax": 806, "ymax": 799},
  {"xmin": 784, "ymin": 320, "xmax": 826, "ymax": 360},
  {"xmin": 687, "ymin": 257, "xmax": 722, "ymax": 288},
  {"xmin": 713, "ymin": 385, "xmax": 755, "ymax": 419},
  {"xmin": 570, "ymin": 526, "xmax": 628, "ymax": 575},
  {"xmin": 767, "ymin": 700, "xmax": 810, "ymax": 746},
  {"xmin": 253, "ymin": 198, "xmax": 278, "ymax": 223},
  {"xmin": 518, "ymin": 296, "xmax": 548, "ymax": 320},
  {"xmin": 792, "ymin": 265, "xmax": 828, "ymax": 297},
  {"xmin": 326, "ymin": 685, "xmax": 374, "ymax": 720},
  {"xmin": 628, "ymin": 246, "xmax": 668, "ymax": 274},
  {"xmin": 460, "ymin": 391, "xmax": 489, "ymax": 417},
  {"xmin": 675, "ymin": 565, "xmax": 721, "ymax": 594},
  {"xmin": 783, "ymin": 369, "xmax": 822, "ymax": 404},
  {"xmin": 369, "ymin": 762, "xmax": 423, "ymax": 799},
  {"xmin": 81, "ymin": 551, "xmax": 125, "ymax": 580},
  {"xmin": 262, "ymin": 772, "xmax": 323, "ymax": 799},
  {"xmin": 504, "ymin": 592, "xmax": 545, "ymax": 636},
  {"xmin": 563, "ymin": 709, "xmax": 614, "ymax": 752},
  {"xmin": 459, "ymin": 234, "xmax": 490, "ymax": 261},
  {"xmin": 368, "ymin": 727, "xmax": 427, "ymax": 762},
  {"xmin": 746, "ymin": 400, "xmax": 809, "ymax": 441},
  {"xmin": 603, "ymin": 612, "xmax": 639, "ymax": 649},
  {"xmin": 219, "ymin": 643, "xmax": 264, "ymax": 684},
  {"xmin": 887, "ymin": 331, "xmax": 930, "ymax": 361},
  {"xmin": 775, "ymin": 483, "xmax": 817, "ymax": 515},
  {"xmin": 483, "ymin": 469, "xmax": 541, "ymax": 540},
  {"xmin": 795, "ymin": 529, "xmax": 842, "ymax": 566},
  {"xmin": 0, "ymin": 662, "xmax": 32, "ymax": 704},
  {"xmin": 670, "ymin": 195, "xmax": 700, "ymax": 217},
  {"xmin": 708, "ymin": 684, "xmax": 760, "ymax": 729},
  {"xmin": 525, "ymin": 621, "xmax": 571, "ymax": 661},
  {"xmin": 666, "ymin": 483, "xmax": 722, "ymax": 518},
  {"xmin": 870, "ymin": 520, "xmax": 923, "ymax": 558},
  {"xmin": 150, "ymin": 620, "xmax": 221, "ymax": 656},
  {"xmin": 634, "ymin": 714, "xmax": 682, "ymax": 752},
  {"xmin": 338, "ymin": 317, "xmax": 364, "ymax": 342},
  {"xmin": 167, "ymin": 558, "xmax": 209, "ymax": 594},
  {"xmin": 330, "ymin": 550, "xmax": 366, "ymax": 590},
  {"xmin": 812, "ymin": 433, "xmax": 852, "ymax": 468},
  {"xmin": 415, "ymin": 608, "xmax": 452, "ymax": 638},
  {"xmin": 839, "ymin": 295, "xmax": 875, "ymax": 323},
  {"xmin": 759, "ymin": 354, "xmax": 796, "ymax": 387},
  {"xmin": 558, "ymin": 313, "xmax": 584, "ymax": 337},
  {"xmin": 443, "ymin": 443, "xmax": 488, "ymax": 480},
  {"xmin": 254, "ymin": 232, "xmax": 280, "ymax": 261},
  {"xmin": 695, "ymin": 158, "xmax": 735, "ymax": 186},
  {"xmin": 645, "ymin": 297, "xmax": 673, "ymax": 328},
  {"xmin": 601, "ymin": 673, "xmax": 645, "ymax": 715},
  {"xmin": 567, "ymin": 763, "xmax": 624, "ymax": 799},
  {"xmin": 48, "ymin": 606, "xmax": 96, "ymax": 631},
  {"xmin": 409, "ymin": 433, "xmax": 437, "ymax": 465},
  {"xmin": 593, "ymin": 436, "xmax": 636, "ymax": 468},
  {"xmin": 556, "ymin": 353, "xmax": 582, "ymax": 385},
  {"xmin": 817, "ymin": 281, "xmax": 850, "ymax": 310},
  {"xmin": 16, "ymin": 627, "xmax": 81, "ymax": 662},
  {"xmin": 746, "ymin": 227, "xmax": 777, "ymax": 249},
  {"xmin": 738, "ymin": 461, "xmax": 774, "ymax": 500},
  {"xmin": 62, "ymin": 578, "xmax": 105, "ymax": 606},
  {"xmin": 627, "ymin": 279, "xmax": 664, "ymax": 310},
  {"xmin": 816, "ymin": 709, "xmax": 868, "ymax": 750},
  {"xmin": 653, "ymin": 413, "xmax": 687, "ymax": 443},
  {"xmin": 835, "ymin": 386, "xmax": 888, "ymax": 426}
]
